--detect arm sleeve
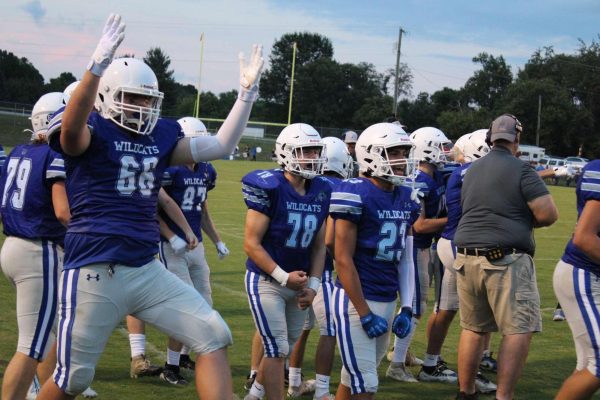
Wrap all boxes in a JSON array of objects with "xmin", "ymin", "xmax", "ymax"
[
  {"xmin": 190, "ymin": 99, "xmax": 253, "ymax": 162},
  {"xmin": 398, "ymin": 235, "xmax": 415, "ymax": 309}
]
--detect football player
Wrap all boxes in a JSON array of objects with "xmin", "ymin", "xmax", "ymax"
[
  {"xmin": 157, "ymin": 116, "xmax": 230, "ymax": 385},
  {"xmin": 329, "ymin": 122, "xmax": 420, "ymax": 399},
  {"xmin": 553, "ymin": 159, "xmax": 600, "ymax": 399},
  {"xmin": 36, "ymin": 14, "xmax": 263, "ymax": 400},
  {"xmin": 0, "ymin": 92, "xmax": 70, "ymax": 400},
  {"xmin": 387, "ymin": 127, "xmax": 452, "ymax": 383},
  {"xmin": 242, "ymin": 123, "xmax": 330, "ymax": 400}
]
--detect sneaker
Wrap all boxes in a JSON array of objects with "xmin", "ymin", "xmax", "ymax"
[
  {"xmin": 81, "ymin": 387, "xmax": 98, "ymax": 398},
  {"xmin": 179, "ymin": 354, "xmax": 196, "ymax": 370},
  {"xmin": 130, "ymin": 354, "xmax": 163, "ymax": 378},
  {"xmin": 553, "ymin": 308, "xmax": 566, "ymax": 321},
  {"xmin": 475, "ymin": 372, "xmax": 496, "ymax": 394},
  {"xmin": 313, "ymin": 394, "xmax": 335, "ymax": 400},
  {"xmin": 417, "ymin": 361, "xmax": 458, "ymax": 384},
  {"xmin": 405, "ymin": 350, "xmax": 423, "ymax": 367},
  {"xmin": 479, "ymin": 352, "xmax": 497, "ymax": 372},
  {"xmin": 385, "ymin": 362, "xmax": 418, "ymax": 383},
  {"xmin": 244, "ymin": 372, "xmax": 257, "ymax": 391},
  {"xmin": 160, "ymin": 364, "xmax": 189, "ymax": 386},
  {"xmin": 26, "ymin": 375, "xmax": 40, "ymax": 400},
  {"xmin": 288, "ymin": 379, "xmax": 316, "ymax": 397}
]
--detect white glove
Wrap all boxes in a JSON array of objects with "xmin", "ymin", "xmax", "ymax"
[
  {"xmin": 216, "ymin": 241, "xmax": 230, "ymax": 259},
  {"xmin": 238, "ymin": 44, "xmax": 264, "ymax": 102},
  {"xmin": 169, "ymin": 235, "xmax": 187, "ymax": 255},
  {"xmin": 553, "ymin": 166, "xmax": 571, "ymax": 178},
  {"xmin": 87, "ymin": 14, "xmax": 126, "ymax": 77}
]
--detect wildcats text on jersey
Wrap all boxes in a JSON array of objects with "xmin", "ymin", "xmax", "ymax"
[
  {"xmin": 286, "ymin": 201, "xmax": 322, "ymax": 213},
  {"xmin": 377, "ymin": 210, "xmax": 413, "ymax": 220},
  {"xmin": 113, "ymin": 141, "xmax": 160, "ymax": 155}
]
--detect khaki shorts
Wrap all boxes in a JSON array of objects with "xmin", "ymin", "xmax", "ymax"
[{"xmin": 454, "ymin": 252, "xmax": 542, "ymax": 335}]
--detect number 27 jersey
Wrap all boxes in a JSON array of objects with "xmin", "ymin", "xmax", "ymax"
[{"xmin": 242, "ymin": 169, "xmax": 331, "ymax": 274}]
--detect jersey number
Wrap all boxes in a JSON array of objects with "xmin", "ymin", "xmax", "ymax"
[
  {"xmin": 181, "ymin": 186, "xmax": 207, "ymax": 211},
  {"xmin": 116, "ymin": 156, "xmax": 158, "ymax": 197},
  {"xmin": 285, "ymin": 212, "xmax": 318, "ymax": 249},
  {"xmin": 375, "ymin": 221, "xmax": 407, "ymax": 262},
  {"xmin": 2, "ymin": 158, "xmax": 32, "ymax": 210}
]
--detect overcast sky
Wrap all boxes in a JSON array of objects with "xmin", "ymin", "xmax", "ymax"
[{"xmin": 2, "ymin": 0, "xmax": 599, "ymax": 99}]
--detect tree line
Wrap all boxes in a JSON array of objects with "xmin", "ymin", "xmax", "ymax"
[{"xmin": 2, "ymin": 32, "xmax": 600, "ymax": 157}]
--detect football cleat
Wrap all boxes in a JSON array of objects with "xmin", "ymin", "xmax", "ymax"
[
  {"xmin": 553, "ymin": 308, "xmax": 566, "ymax": 322},
  {"xmin": 385, "ymin": 362, "xmax": 418, "ymax": 383},
  {"xmin": 287, "ymin": 379, "xmax": 316, "ymax": 397},
  {"xmin": 130, "ymin": 354, "xmax": 162, "ymax": 378},
  {"xmin": 479, "ymin": 352, "xmax": 497, "ymax": 372},
  {"xmin": 179, "ymin": 354, "xmax": 196, "ymax": 370},
  {"xmin": 160, "ymin": 364, "xmax": 189, "ymax": 386},
  {"xmin": 417, "ymin": 360, "xmax": 458, "ymax": 384},
  {"xmin": 244, "ymin": 372, "xmax": 257, "ymax": 391},
  {"xmin": 81, "ymin": 387, "xmax": 98, "ymax": 398},
  {"xmin": 475, "ymin": 372, "xmax": 497, "ymax": 394}
]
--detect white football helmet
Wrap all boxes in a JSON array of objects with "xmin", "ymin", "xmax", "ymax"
[
  {"xmin": 462, "ymin": 129, "xmax": 490, "ymax": 162},
  {"xmin": 29, "ymin": 92, "xmax": 64, "ymax": 140},
  {"xmin": 177, "ymin": 117, "xmax": 209, "ymax": 137},
  {"xmin": 322, "ymin": 136, "xmax": 353, "ymax": 179},
  {"xmin": 355, "ymin": 122, "xmax": 417, "ymax": 186},
  {"xmin": 410, "ymin": 127, "xmax": 452, "ymax": 168},
  {"xmin": 95, "ymin": 58, "xmax": 164, "ymax": 135},
  {"xmin": 275, "ymin": 123, "xmax": 326, "ymax": 179},
  {"xmin": 62, "ymin": 80, "xmax": 80, "ymax": 105},
  {"xmin": 452, "ymin": 133, "xmax": 470, "ymax": 162}
]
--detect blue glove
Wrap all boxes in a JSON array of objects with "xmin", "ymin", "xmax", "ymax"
[
  {"xmin": 392, "ymin": 307, "xmax": 413, "ymax": 338},
  {"xmin": 360, "ymin": 312, "xmax": 389, "ymax": 338}
]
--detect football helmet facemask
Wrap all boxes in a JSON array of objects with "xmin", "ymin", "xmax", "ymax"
[
  {"xmin": 410, "ymin": 127, "xmax": 452, "ymax": 169},
  {"xmin": 95, "ymin": 58, "xmax": 164, "ymax": 135},
  {"xmin": 322, "ymin": 136, "xmax": 353, "ymax": 179},
  {"xmin": 275, "ymin": 123, "xmax": 326, "ymax": 179},
  {"xmin": 356, "ymin": 122, "xmax": 417, "ymax": 186}
]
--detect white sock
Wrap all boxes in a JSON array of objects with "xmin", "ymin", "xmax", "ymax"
[
  {"xmin": 249, "ymin": 369, "xmax": 258, "ymax": 377},
  {"xmin": 423, "ymin": 353, "xmax": 439, "ymax": 367},
  {"xmin": 391, "ymin": 317, "xmax": 418, "ymax": 363},
  {"xmin": 181, "ymin": 345, "xmax": 190, "ymax": 356},
  {"xmin": 249, "ymin": 381, "xmax": 265, "ymax": 399},
  {"xmin": 315, "ymin": 374, "xmax": 330, "ymax": 397},
  {"xmin": 288, "ymin": 367, "xmax": 302, "ymax": 388},
  {"xmin": 167, "ymin": 348, "xmax": 181, "ymax": 366},
  {"xmin": 129, "ymin": 334, "xmax": 146, "ymax": 358}
]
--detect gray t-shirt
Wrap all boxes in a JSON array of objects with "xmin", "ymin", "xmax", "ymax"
[{"xmin": 454, "ymin": 146, "xmax": 549, "ymax": 255}]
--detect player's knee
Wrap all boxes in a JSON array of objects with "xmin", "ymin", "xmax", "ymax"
[
  {"xmin": 190, "ymin": 311, "xmax": 233, "ymax": 354},
  {"xmin": 64, "ymin": 367, "xmax": 95, "ymax": 396}
]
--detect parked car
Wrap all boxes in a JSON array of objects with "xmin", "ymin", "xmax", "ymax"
[
  {"xmin": 539, "ymin": 157, "xmax": 566, "ymax": 169},
  {"xmin": 564, "ymin": 156, "xmax": 588, "ymax": 174}
]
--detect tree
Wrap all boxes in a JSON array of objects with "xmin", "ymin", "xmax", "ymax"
[
  {"xmin": 463, "ymin": 52, "xmax": 513, "ymax": 110},
  {"xmin": 397, "ymin": 92, "xmax": 438, "ymax": 131},
  {"xmin": 45, "ymin": 72, "xmax": 77, "ymax": 92},
  {"xmin": 144, "ymin": 47, "xmax": 177, "ymax": 116},
  {"xmin": 0, "ymin": 50, "xmax": 44, "ymax": 104}
]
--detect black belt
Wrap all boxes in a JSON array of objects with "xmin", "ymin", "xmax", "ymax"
[{"xmin": 456, "ymin": 247, "xmax": 523, "ymax": 258}]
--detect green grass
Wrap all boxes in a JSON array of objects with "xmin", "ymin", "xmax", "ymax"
[{"xmin": 0, "ymin": 159, "xmax": 595, "ymax": 399}]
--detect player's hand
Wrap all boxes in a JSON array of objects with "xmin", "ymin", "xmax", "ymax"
[
  {"xmin": 185, "ymin": 231, "xmax": 199, "ymax": 250},
  {"xmin": 296, "ymin": 288, "xmax": 316, "ymax": 310},
  {"xmin": 216, "ymin": 241, "xmax": 229, "ymax": 259},
  {"xmin": 286, "ymin": 271, "xmax": 308, "ymax": 291},
  {"xmin": 392, "ymin": 307, "xmax": 413, "ymax": 338},
  {"xmin": 360, "ymin": 311, "xmax": 389, "ymax": 338},
  {"xmin": 169, "ymin": 235, "xmax": 187, "ymax": 255},
  {"xmin": 238, "ymin": 44, "xmax": 264, "ymax": 102},
  {"xmin": 553, "ymin": 166, "xmax": 569, "ymax": 177},
  {"xmin": 87, "ymin": 14, "xmax": 126, "ymax": 77}
]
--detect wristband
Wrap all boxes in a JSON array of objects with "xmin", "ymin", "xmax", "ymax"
[
  {"xmin": 308, "ymin": 276, "xmax": 321, "ymax": 293},
  {"xmin": 270, "ymin": 265, "xmax": 289, "ymax": 287}
]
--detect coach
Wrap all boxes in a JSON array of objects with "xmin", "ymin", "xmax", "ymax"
[{"xmin": 453, "ymin": 114, "xmax": 558, "ymax": 400}]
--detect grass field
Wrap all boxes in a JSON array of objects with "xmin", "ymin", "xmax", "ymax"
[{"xmin": 0, "ymin": 158, "xmax": 595, "ymax": 399}]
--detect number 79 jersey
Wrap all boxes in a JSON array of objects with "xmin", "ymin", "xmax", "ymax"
[
  {"xmin": 49, "ymin": 111, "xmax": 182, "ymax": 269},
  {"xmin": 330, "ymin": 178, "xmax": 421, "ymax": 302},
  {"xmin": 242, "ymin": 169, "xmax": 332, "ymax": 274}
]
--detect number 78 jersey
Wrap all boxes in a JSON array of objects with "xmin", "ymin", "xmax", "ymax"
[
  {"xmin": 330, "ymin": 178, "xmax": 421, "ymax": 302},
  {"xmin": 242, "ymin": 169, "xmax": 332, "ymax": 274}
]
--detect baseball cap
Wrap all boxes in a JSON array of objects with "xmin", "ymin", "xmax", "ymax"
[
  {"xmin": 344, "ymin": 130, "xmax": 358, "ymax": 144},
  {"xmin": 489, "ymin": 114, "xmax": 522, "ymax": 143}
]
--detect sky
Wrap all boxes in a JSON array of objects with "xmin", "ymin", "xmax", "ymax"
[{"xmin": 2, "ymin": 0, "xmax": 600, "ymax": 99}]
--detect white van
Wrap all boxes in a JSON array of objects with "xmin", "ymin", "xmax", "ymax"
[{"xmin": 518, "ymin": 144, "xmax": 545, "ymax": 163}]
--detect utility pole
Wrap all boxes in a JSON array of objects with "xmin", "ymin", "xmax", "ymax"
[
  {"xmin": 536, "ymin": 95, "xmax": 541, "ymax": 147},
  {"xmin": 393, "ymin": 27, "xmax": 405, "ymax": 119},
  {"xmin": 288, "ymin": 42, "xmax": 298, "ymax": 125}
]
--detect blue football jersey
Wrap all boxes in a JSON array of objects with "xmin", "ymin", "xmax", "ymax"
[
  {"xmin": 0, "ymin": 143, "xmax": 66, "ymax": 243},
  {"xmin": 562, "ymin": 160, "xmax": 600, "ymax": 274},
  {"xmin": 411, "ymin": 169, "xmax": 446, "ymax": 248},
  {"xmin": 321, "ymin": 175, "xmax": 343, "ymax": 274},
  {"xmin": 160, "ymin": 162, "xmax": 217, "ymax": 242},
  {"xmin": 0, "ymin": 144, "xmax": 6, "ymax": 176},
  {"xmin": 330, "ymin": 178, "xmax": 421, "ymax": 302},
  {"xmin": 242, "ymin": 169, "xmax": 332, "ymax": 275},
  {"xmin": 441, "ymin": 163, "xmax": 471, "ymax": 241},
  {"xmin": 48, "ymin": 111, "xmax": 183, "ymax": 269}
]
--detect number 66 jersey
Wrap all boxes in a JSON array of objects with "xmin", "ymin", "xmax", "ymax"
[
  {"xmin": 49, "ymin": 111, "xmax": 182, "ymax": 270},
  {"xmin": 242, "ymin": 168, "xmax": 331, "ymax": 274}
]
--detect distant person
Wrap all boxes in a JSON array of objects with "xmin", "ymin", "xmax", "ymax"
[
  {"xmin": 251, "ymin": 146, "xmax": 257, "ymax": 161},
  {"xmin": 343, "ymin": 130, "xmax": 359, "ymax": 177}
]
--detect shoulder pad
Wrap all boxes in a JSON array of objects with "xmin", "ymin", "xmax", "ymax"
[{"xmin": 242, "ymin": 169, "xmax": 282, "ymax": 190}]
